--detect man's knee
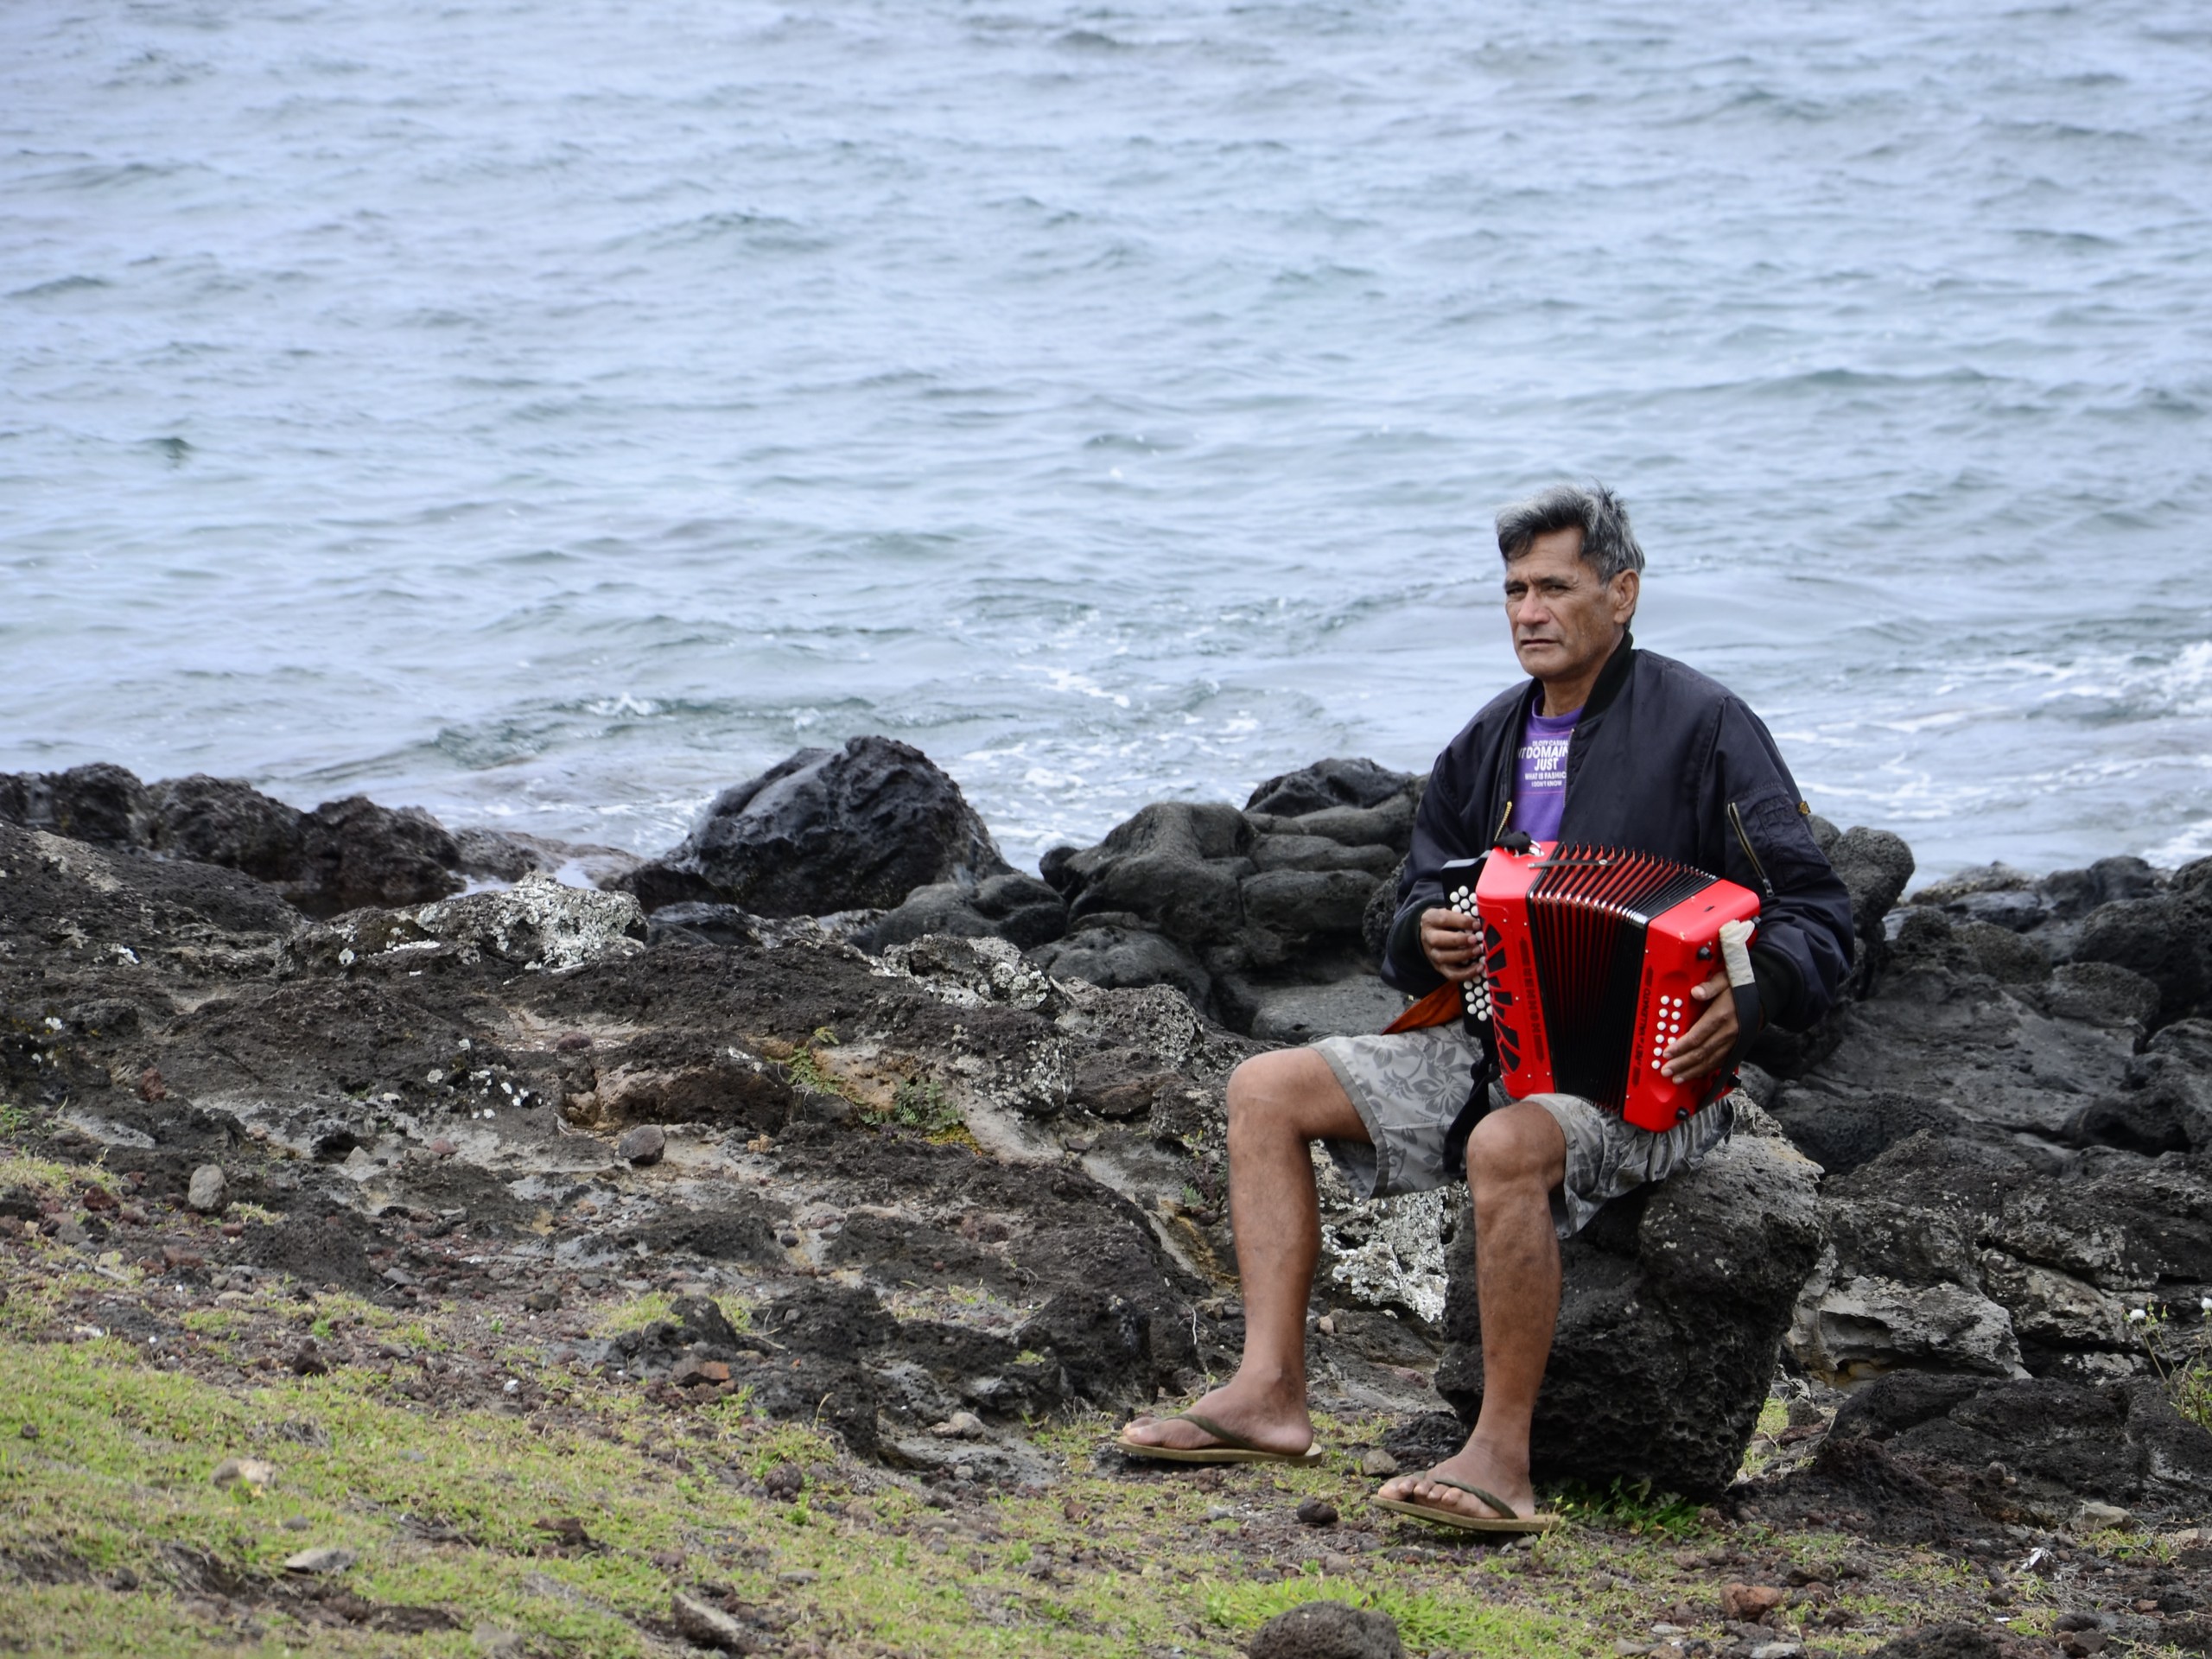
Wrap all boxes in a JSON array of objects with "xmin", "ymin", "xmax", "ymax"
[
  {"xmin": 1226, "ymin": 1048, "xmax": 1362, "ymax": 1144},
  {"xmin": 1465, "ymin": 1102, "xmax": 1567, "ymax": 1191}
]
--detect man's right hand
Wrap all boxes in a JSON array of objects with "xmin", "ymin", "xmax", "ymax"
[{"xmin": 1420, "ymin": 906, "xmax": 1482, "ymax": 982}]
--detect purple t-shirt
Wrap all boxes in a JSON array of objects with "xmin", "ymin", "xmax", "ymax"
[{"xmin": 1510, "ymin": 703, "xmax": 1581, "ymax": 842}]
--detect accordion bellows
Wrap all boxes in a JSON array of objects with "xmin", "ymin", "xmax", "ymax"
[{"xmin": 1459, "ymin": 842, "xmax": 1761, "ymax": 1132}]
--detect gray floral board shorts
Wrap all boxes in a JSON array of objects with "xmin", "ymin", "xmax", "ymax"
[{"xmin": 1311, "ymin": 1021, "xmax": 1735, "ymax": 1240}]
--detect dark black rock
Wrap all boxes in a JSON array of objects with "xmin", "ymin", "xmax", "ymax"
[
  {"xmin": 1437, "ymin": 1128, "xmax": 1823, "ymax": 1498},
  {"xmin": 2037, "ymin": 959, "xmax": 2162, "ymax": 1028},
  {"xmin": 632, "ymin": 1202, "xmax": 784, "ymax": 1263},
  {"xmin": 147, "ymin": 775, "xmax": 307, "ymax": 883},
  {"xmin": 289, "ymin": 796, "xmax": 464, "ymax": 918},
  {"xmin": 627, "ymin": 736, "xmax": 1009, "ymax": 918},
  {"xmin": 1864, "ymin": 1624, "xmax": 2004, "ymax": 1659},
  {"xmin": 1827, "ymin": 825, "xmax": 1916, "ymax": 942},
  {"xmin": 2070, "ymin": 891, "xmax": 2212, "ymax": 1026},
  {"xmin": 1241, "ymin": 868, "xmax": 1379, "ymax": 941},
  {"xmin": 1061, "ymin": 802, "xmax": 1253, "ymax": 943},
  {"xmin": 0, "ymin": 763, "xmax": 153, "ymax": 848},
  {"xmin": 670, "ymin": 1294, "xmax": 741, "ymax": 1352},
  {"xmin": 643, "ymin": 902, "xmax": 764, "ymax": 949},
  {"xmin": 867, "ymin": 871, "xmax": 1068, "ymax": 953},
  {"xmin": 2044, "ymin": 855, "xmax": 2164, "ymax": 922},
  {"xmin": 1821, "ymin": 1370, "xmax": 2212, "ymax": 1521},
  {"xmin": 1361, "ymin": 858, "xmax": 1404, "ymax": 961},
  {"xmin": 1035, "ymin": 765, "xmax": 1417, "ymax": 1029},
  {"xmin": 1767, "ymin": 1085, "xmax": 1967, "ymax": 1176},
  {"xmin": 242, "ymin": 1211, "xmax": 383, "ymax": 1295},
  {"xmin": 1028, "ymin": 920, "xmax": 1212, "ymax": 1008},
  {"xmin": 1014, "ymin": 1287, "xmax": 1158, "ymax": 1414},
  {"xmin": 2063, "ymin": 1079, "xmax": 2205, "ymax": 1156},
  {"xmin": 1244, "ymin": 757, "xmax": 1419, "ymax": 818},
  {"xmin": 1247, "ymin": 1599, "xmax": 1405, "ymax": 1659}
]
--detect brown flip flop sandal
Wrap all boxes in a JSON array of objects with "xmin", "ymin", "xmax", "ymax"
[
  {"xmin": 1113, "ymin": 1410, "xmax": 1327, "ymax": 1466},
  {"xmin": 1371, "ymin": 1473, "xmax": 1561, "ymax": 1534}
]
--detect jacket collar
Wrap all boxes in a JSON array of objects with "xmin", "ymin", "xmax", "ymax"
[{"xmin": 1521, "ymin": 628, "xmax": 1636, "ymax": 723}]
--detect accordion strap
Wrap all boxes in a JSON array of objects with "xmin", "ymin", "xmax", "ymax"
[{"xmin": 1442, "ymin": 1055, "xmax": 1499, "ymax": 1179}]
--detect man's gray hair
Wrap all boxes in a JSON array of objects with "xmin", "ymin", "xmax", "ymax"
[{"xmin": 1495, "ymin": 482, "xmax": 1645, "ymax": 585}]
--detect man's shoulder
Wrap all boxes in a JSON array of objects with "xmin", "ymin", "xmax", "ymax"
[{"xmin": 1627, "ymin": 648, "xmax": 1752, "ymax": 718}]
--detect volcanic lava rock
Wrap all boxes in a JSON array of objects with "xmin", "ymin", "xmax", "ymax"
[
  {"xmin": 1028, "ymin": 760, "xmax": 1421, "ymax": 1033},
  {"xmin": 1793, "ymin": 1369, "xmax": 2212, "ymax": 1529},
  {"xmin": 1248, "ymin": 1599, "xmax": 1406, "ymax": 1659},
  {"xmin": 1027, "ymin": 918, "xmax": 1212, "ymax": 1007},
  {"xmin": 0, "ymin": 763, "xmax": 155, "ymax": 848},
  {"xmin": 0, "ymin": 765, "xmax": 467, "ymax": 917},
  {"xmin": 288, "ymin": 796, "xmax": 463, "ymax": 918},
  {"xmin": 147, "ymin": 774, "xmax": 308, "ymax": 883},
  {"xmin": 865, "ymin": 871, "xmax": 1068, "ymax": 953},
  {"xmin": 1772, "ymin": 866, "xmax": 2212, "ymax": 1383},
  {"xmin": 1437, "ymin": 1121, "xmax": 1825, "ymax": 1498},
  {"xmin": 626, "ymin": 736, "xmax": 1010, "ymax": 918}
]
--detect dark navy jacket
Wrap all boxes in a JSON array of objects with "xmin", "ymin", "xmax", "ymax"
[{"xmin": 1380, "ymin": 635, "xmax": 1855, "ymax": 1033}]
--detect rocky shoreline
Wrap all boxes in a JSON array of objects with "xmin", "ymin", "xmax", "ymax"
[{"xmin": 4, "ymin": 743, "xmax": 2212, "ymax": 1655}]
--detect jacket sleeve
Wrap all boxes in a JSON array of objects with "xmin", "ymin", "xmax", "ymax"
[
  {"xmin": 1711, "ymin": 698, "xmax": 1855, "ymax": 1031},
  {"xmin": 1379, "ymin": 731, "xmax": 1486, "ymax": 995}
]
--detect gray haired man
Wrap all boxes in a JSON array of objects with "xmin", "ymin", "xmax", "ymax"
[{"xmin": 1118, "ymin": 483, "xmax": 1853, "ymax": 1530}]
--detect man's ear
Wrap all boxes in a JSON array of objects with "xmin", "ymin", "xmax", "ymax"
[{"xmin": 1610, "ymin": 569, "xmax": 1640, "ymax": 623}]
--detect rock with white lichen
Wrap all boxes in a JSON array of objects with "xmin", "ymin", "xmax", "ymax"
[{"xmin": 281, "ymin": 872, "xmax": 647, "ymax": 976}]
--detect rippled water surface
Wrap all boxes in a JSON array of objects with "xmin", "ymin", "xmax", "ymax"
[{"xmin": 4, "ymin": 2, "xmax": 2210, "ymax": 879}]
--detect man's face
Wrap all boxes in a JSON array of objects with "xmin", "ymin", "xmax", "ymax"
[{"xmin": 1502, "ymin": 527, "xmax": 1638, "ymax": 685}]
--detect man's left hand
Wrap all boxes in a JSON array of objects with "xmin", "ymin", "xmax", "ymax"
[{"xmin": 1661, "ymin": 969, "xmax": 1738, "ymax": 1082}]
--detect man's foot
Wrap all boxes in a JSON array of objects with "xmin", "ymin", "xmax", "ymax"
[
  {"xmin": 1116, "ymin": 1382, "xmax": 1314, "ymax": 1459},
  {"xmin": 1373, "ymin": 1440, "xmax": 1542, "ymax": 1527}
]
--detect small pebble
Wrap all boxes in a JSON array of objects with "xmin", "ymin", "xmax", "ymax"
[
  {"xmin": 1357, "ymin": 1448, "xmax": 1400, "ymax": 1477},
  {"xmin": 282, "ymin": 1546, "xmax": 355, "ymax": 1574},
  {"xmin": 1295, "ymin": 1497, "xmax": 1338, "ymax": 1527},
  {"xmin": 615, "ymin": 1125, "xmax": 665, "ymax": 1166}
]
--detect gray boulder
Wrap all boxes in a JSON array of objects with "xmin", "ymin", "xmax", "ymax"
[
  {"xmin": 1436, "ymin": 1124, "xmax": 1824, "ymax": 1498},
  {"xmin": 628, "ymin": 736, "xmax": 1009, "ymax": 918}
]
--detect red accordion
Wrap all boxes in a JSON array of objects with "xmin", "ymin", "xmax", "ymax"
[{"xmin": 1457, "ymin": 842, "xmax": 1760, "ymax": 1131}]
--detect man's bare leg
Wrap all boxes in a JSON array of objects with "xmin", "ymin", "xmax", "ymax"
[
  {"xmin": 1376, "ymin": 1101, "xmax": 1567, "ymax": 1518},
  {"xmin": 1118, "ymin": 1047, "xmax": 1366, "ymax": 1455}
]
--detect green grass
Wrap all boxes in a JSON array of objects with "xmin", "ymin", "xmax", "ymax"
[
  {"xmin": 1550, "ymin": 1477, "xmax": 1708, "ymax": 1539},
  {"xmin": 587, "ymin": 1288, "xmax": 753, "ymax": 1338},
  {"xmin": 1202, "ymin": 1573, "xmax": 1577, "ymax": 1652},
  {"xmin": 879, "ymin": 1076, "xmax": 964, "ymax": 1138}
]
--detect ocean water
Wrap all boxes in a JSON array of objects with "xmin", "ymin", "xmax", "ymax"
[{"xmin": 3, "ymin": 1, "xmax": 2209, "ymax": 883}]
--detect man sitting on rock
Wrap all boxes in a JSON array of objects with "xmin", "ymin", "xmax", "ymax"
[{"xmin": 1117, "ymin": 481, "xmax": 1853, "ymax": 1529}]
